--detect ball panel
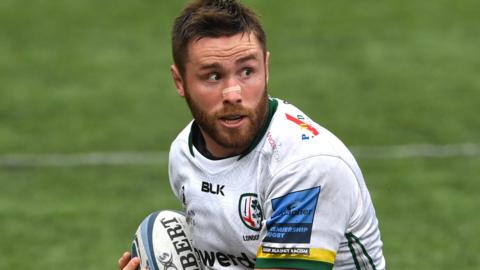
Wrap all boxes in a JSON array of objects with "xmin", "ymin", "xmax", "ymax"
[{"xmin": 142, "ymin": 211, "xmax": 161, "ymax": 270}]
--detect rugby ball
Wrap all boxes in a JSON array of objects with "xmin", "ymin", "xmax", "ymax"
[{"xmin": 131, "ymin": 210, "xmax": 203, "ymax": 270}]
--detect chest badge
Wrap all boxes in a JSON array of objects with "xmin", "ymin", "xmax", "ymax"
[{"xmin": 239, "ymin": 193, "xmax": 263, "ymax": 231}]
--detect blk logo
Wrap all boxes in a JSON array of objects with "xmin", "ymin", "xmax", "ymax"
[{"xmin": 201, "ymin": 181, "xmax": 225, "ymax": 196}]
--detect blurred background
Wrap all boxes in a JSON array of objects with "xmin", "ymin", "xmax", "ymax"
[{"xmin": 1, "ymin": 0, "xmax": 479, "ymax": 269}]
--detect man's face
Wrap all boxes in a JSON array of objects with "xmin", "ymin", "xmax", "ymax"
[{"xmin": 172, "ymin": 33, "xmax": 269, "ymax": 157}]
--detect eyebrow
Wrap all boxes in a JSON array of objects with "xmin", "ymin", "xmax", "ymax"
[
  {"xmin": 198, "ymin": 53, "xmax": 260, "ymax": 71},
  {"xmin": 199, "ymin": 63, "xmax": 221, "ymax": 71},
  {"xmin": 235, "ymin": 53, "xmax": 259, "ymax": 65}
]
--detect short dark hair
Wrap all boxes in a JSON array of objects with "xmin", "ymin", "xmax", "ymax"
[{"xmin": 172, "ymin": 0, "xmax": 267, "ymax": 76}]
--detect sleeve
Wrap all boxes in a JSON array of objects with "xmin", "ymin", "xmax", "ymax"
[
  {"xmin": 168, "ymin": 140, "xmax": 185, "ymax": 202},
  {"xmin": 255, "ymin": 156, "xmax": 360, "ymax": 270}
]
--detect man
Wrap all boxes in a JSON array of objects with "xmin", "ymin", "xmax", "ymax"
[{"xmin": 119, "ymin": 0, "xmax": 386, "ymax": 269}]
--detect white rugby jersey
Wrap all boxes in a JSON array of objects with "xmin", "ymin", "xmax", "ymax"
[{"xmin": 168, "ymin": 98, "xmax": 386, "ymax": 270}]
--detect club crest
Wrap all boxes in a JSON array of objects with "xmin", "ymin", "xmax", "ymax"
[{"xmin": 239, "ymin": 193, "xmax": 263, "ymax": 231}]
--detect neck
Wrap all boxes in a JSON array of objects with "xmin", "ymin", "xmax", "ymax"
[{"xmin": 200, "ymin": 129, "xmax": 246, "ymax": 158}]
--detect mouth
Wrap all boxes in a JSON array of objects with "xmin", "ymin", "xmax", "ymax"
[{"xmin": 219, "ymin": 114, "xmax": 247, "ymax": 128}]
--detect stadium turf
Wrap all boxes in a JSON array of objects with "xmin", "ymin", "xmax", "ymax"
[{"xmin": 1, "ymin": 0, "xmax": 479, "ymax": 269}]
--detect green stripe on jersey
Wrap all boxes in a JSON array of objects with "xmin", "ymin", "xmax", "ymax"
[
  {"xmin": 255, "ymin": 258, "xmax": 333, "ymax": 270},
  {"xmin": 346, "ymin": 232, "xmax": 377, "ymax": 270}
]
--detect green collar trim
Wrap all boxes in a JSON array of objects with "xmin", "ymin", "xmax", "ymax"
[
  {"xmin": 188, "ymin": 123, "xmax": 195, "ymax": 157},
  {"xmin": 188, "ymin": 98, "xmax": 278, "ymax": 160},
  {"xmin": 238, "ymin": 97, "xmax": 278, "ymax": 160}
]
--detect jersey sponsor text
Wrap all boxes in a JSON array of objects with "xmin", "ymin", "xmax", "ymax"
[{"xmin": 194, "ymin": 249, "xmax": 255, "ymax": 269}]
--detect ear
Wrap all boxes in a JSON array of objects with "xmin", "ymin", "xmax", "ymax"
[
  {"xmin": 265, "ymin": 51, "xmax": 270, "ymax": 84},
  {"xmin": 171, "ymin": 64, "xmax": 185, "ymax": 97}
]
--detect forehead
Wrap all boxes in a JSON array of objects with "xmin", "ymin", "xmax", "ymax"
[{"xmin": 187, "ymin": 33, "xmax": 264, "ymax": 66}]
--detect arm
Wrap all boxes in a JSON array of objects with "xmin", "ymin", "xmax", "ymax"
[{"xmin": 255, "ymin": 156, "xmax": 358, "ymax": 270}]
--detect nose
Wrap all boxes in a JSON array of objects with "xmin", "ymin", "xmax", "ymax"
[{"xmin": 222, "ymin": 85, "xmax": 242, "ymax": 104}]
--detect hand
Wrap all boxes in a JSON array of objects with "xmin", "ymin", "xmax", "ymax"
[{"xmin": 118, "ymin": 251, "xmax": 144, "ymax": 270}]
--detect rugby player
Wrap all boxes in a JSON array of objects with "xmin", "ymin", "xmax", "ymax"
[{"xmin": 119, "ymin": 0, "xmax": 386, "ymax": 269}]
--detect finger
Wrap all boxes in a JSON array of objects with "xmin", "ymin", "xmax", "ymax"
[
  {"xmin": 123, "ymin": 256, "xmax": 140, "ymax": 270},
  {"xmin": 118, "ymin": 251, "xmax": 131, "ymax": 269}
]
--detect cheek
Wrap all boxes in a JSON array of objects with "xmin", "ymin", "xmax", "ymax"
[
  {"xmin": 242, "ymin": 77, "xmax": 266, "ymax": 102},
  {"xmin": 185, "ymin": 82, "xmax": 222, "ymax": 112}
]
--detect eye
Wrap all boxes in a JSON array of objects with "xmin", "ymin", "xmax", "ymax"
[
  {"xmin": 241, "ymin": 68, "xmax": 253, "ymax": 78},
  {"xmin": 207, "ymin": 72, "xmax": 221, "ymax": 81}
]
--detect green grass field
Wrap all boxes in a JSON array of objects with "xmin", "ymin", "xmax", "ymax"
[{"xmin": 1, "ymin": 0, "xmax": 479, "ymax": 269}]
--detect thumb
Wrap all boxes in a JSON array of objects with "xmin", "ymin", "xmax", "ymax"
[{"xmin": 123, "ymin": 256, "xmax": 140, "ymax": 270}]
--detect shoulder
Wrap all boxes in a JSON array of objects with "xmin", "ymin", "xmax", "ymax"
[
  {"xmin": 263, "ymin": 99, "xmax": 360, "ymax": 177},
  {"xmin": 169, "ymin": 121, "xmax": 194, "ymax": 163},
  {"xmin": 255, "ymin": 99, "xmax": 365, "ymax": 202}
]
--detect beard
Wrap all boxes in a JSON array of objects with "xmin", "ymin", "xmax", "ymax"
[{"xmin": 184, "ymin": 88, "xmax": 268, "ymax": 155}]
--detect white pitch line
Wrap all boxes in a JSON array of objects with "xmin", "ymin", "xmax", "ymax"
[
  {"xmin": 0, "ymin": 143, "xmax": 479, "ymax": 167},
  {"xmin": 350, "ymin": 143, "xmax": 480, "ymax": 159},
  {"xmin": 0, "ymin": 152, "xmax": 169, "ymax": 167}
]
